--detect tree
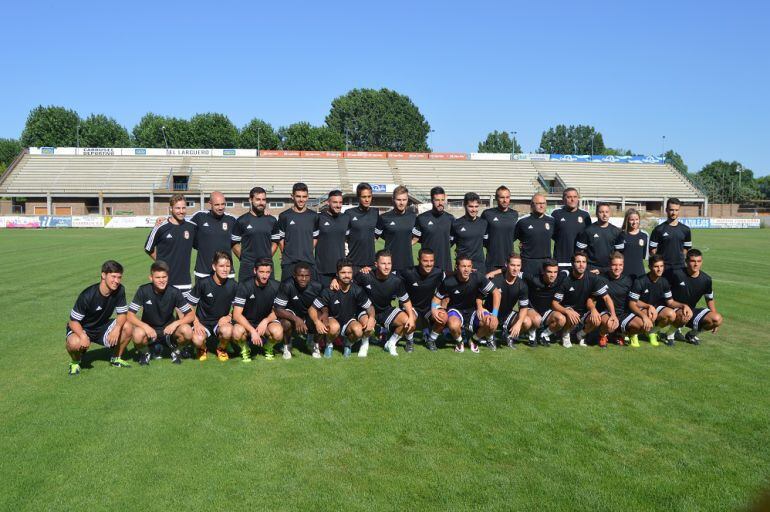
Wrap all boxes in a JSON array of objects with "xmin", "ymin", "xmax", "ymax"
[
  {"xmin": 189, "ymin": 113, "xmax": 238, "ymax": 148},
  {"xmin": 325, "ymin": 88, "xmax": 430, "ymax": 151},
  {"xmin": 20, "ymin": 105, "xmax": 80, "ymax": 147},
  {"xmin": 663, "ymin": 149, "xmax": 688, "ymax": 174},
  {"xmin": 239, "ymin": 119, "xmax": 280, "ymax": 150},
  {"xmin": 602, "ymin": 148, "xmax": 633, "ymax": 156},
  {"xmin": 477, "ymin": 130, "xmax": 521, "ymax": 153},
  {"xmin": 132, "ymin": 113, "xmax": 192, "ymax": 148},
  {"xmin": 278, "ymin": 122, "xmax": 345, "ymax": 151},
  {"xmin": 78, "ymin": 114, "xmax": 130, "ymax": 147},
  {"xmin": 695, "ymin": 160, "xmax": 761, "ymax": 203},
  {"xmin": 0, "ymin": 138, "xmax": 23, "ymax": 169},
  {"xmin": 757, "ymin": 175, "xmax": 770, "ymax": 200},
  {"xmin": 538, "ymin": 124, "xmax": 605, "ymax": 154}
]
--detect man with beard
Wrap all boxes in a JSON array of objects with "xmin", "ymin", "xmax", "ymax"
[
  {"xmin": 482, "ymin": 185, "xmax": 519, "ymax": 277},
  {"xmin": 273, "ymin": 262, "xmax": 323, "ymax": 359},
  {"xmin": 277, "ymin": 182, "xmax": 319, "ymax": 281},
  {"xmin": 413, "ymin": 186, "xmax": 455, "ymax": 272},
  {"xmin": 398, "ymin": 248, "xmax": 447, "ymax": 352},
  {"xmin": 551, "ymin": 188, "xmax": 592, "ymax": 272},
  {"xmin": 523, "ymin": 260, "xmax": 568, "ymax": 347},
  {"xmin": 451, "ymin": 192, "xmax": 489, "ymax": 274},
  {"xmin": 315, "ymin": 190, "xmax": 349, "ymax": 287},
  {"xmin": 376, "ymin": 185, "xmax": 416, "ymax": 273},
  {"xmin": 486, "ymin": 253, "xmax": 531, "ymax": 350},
  {"xmin": 232, "ymin": 187, "xmax": 279, "ymax": 282},
  {"xmin": 345, "ymin": 182, "xmax": 379, "ymax": 273}
]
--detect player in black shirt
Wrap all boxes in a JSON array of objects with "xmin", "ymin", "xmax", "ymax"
[
  {"xmin": 345, "ymin": 182, "xmax": 379, "ymax": 272},
  {"xmin": 523, "ymin": 260, "xmax": 568, "ymax": 347},
  {"xmin": 575, "ymin": 202, "xmax": 624, "ymax": 273},
  {"xmin": 594, "ymin": 252, "xmax": 634, "ymax": 346},
  {"xmin": 190, "ymin": 192, "xmax": 237, "ymax": 282},
  {"xmin": 671, "ymin": 249, "xmax": 722, "ymax": 344},
  {"xmin": 650, "ymin": 198, "xmax": 692, "ymax": 283},
  {"xmin": 232, "ymin": 187, "xmax": 279, "ymax": 281},
  {"xmin": 451, "ymin": 192, "xmax": 489, "ymax": 274},
  {"xmin": 187, "ymin": 251, "xmax": 238, "ymax": 361},
  {"xmin": 551, "ymin": 188, "xmax": 592, "ymax": 271},
  {"xmin": 486, "ymin": 253, "xmax": 531, "ymax": 350},
  {"xmin": 433, "ymin": 254, "xmax": 500, "ymax": 353},
  {"xmin": 232, "ymin": 258, "xmax": 284, "ymax": 362},
  {"xmin": 66, "ymin": 260, "xmax": 132, "ymax": 375},
  {"xmin": 274, "ymin": 262, "xmax": 323, "ymax": 358},
  {"xmin": 413, "ymin": 186, "xmax": 455, "ymax": 272},
  {"xmin": 315, "ymin": 190, "xmax": 350, "ymax": 287},
  {"xmin": 127, "ymin": 261, "xmax": 194, "ymax": 365},
  {"xmin": 309, "ymin": 259, "xmax": 375, "ymax": 358},
  {"xmin": 515, "ymin": 194, "xmax": 555, "ymax": 276},
  {"xmin": 398, "ymin": 248, "xmax": 447, "ymax": 351},
  {"xmin": 145, "ymin": 194, "xmax": 196, "ymax": 290},
  {"xmin": 619, "ymin": 208, "xmax": 649, "ymax": 279},
  {"xmin": 375, "ymin": 185, "xmax": 416, "ymax": 273},
  {"xmin": 482, "ymin": 185, "xmax": 519, "ymax": 276},
  {"xmin": 551, "ymin": 250, "xmax": 614, "ymax": 348},
  {"xmin": 277, "ymin": 182, "xmax": 319, "ymax": 281}
]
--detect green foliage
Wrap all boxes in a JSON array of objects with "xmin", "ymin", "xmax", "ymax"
[
  {"xmin": 239, "ymin": 119, "xmax": 280, "ymax": 150},
  {"xmin": 325, "ymin": 88, "xmax": 430, "ymax": 151},
  {"xmin": 78, "ymin": 114, "xmax": 131, "ymax": 147},
  {"xmin": 132, "ymin": 113, "xmax": 192, "ymax": 148},
  {"xmin": 477, "ymin": 130, "xmax": 522, "ymax": 153},
  {"xmin": 0, "ymin": 138, "xmax": 23, "ymax": 168},
  {"xmin": 757, "ymin": 176, "xmax": 770, "ymax": 199},
  {"xmin": 695, "ymin": 160, "xmax": 761, "ymax": 203},
  {"xmin": 663, "ymin": 149, "xmax": 688, "ymax": 174},
  {"xmin": 279, "ymin": 122, "xmax": 345, "ymax": 151},
  {"xmin": 20, "ymin": 105, "xmax": 80, "ymax": 147},
  {"xmin": 602, "ymin": 147, "xmax": 633, "ymax": 156},
  {"xmin": 189, "ymin": 113, "xmax": 238, "ymax": 148},
  {"xmin": 538, "ymin": 124, "xmax": 605, "ymax": 154}
]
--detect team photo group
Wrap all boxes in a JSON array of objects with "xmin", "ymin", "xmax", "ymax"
[{"xmin": 64, "ymin": 182, "xmax": 723, "ymax": 375}]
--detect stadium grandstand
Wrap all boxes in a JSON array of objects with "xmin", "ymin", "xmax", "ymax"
[{"xmin": 0, "ymin": 147, "xmax": 706, "ymax": 217}]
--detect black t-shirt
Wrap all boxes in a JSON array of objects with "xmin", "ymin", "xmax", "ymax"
[
  {"xmin": 482, "ymin": 207, "xmax": 519, "ymax": 269},
  {"xmin": 345, "ymin": 206, "xmax": 379, "ymax": 267},
  {"xmin": 190, "ymin": 210, "xmax": 237, "ymax": 277},
  {"xmin": 620, "ymin": 231, "xmax": 649, "ymax": 278},
  {"xmin": 435, "ymin": 272, "xmax": 496, "ymax": 312},
  {"xmin": 129, "ymin": 283, "xmax": 191, "ymax": 329},
  {"xmin": 413, "ymin": 210, "xmax": 455, "ymax": 272},
  {"xmin": 671, "ymin": 269, "xmax": 714, "ymax": 308},
  {"xmin": 376, "ymin": 209, "xmax": 416, "ymax": 271},
  {"xmin": 650, "ymin": 220, "xmax": 692, "ymax": 270},
  {"xmin": 187, "ymin": 276, "xmax": 237, "ymax": 324},
  {"xmin": 312, "ymin": 284, "xmax": 372, "ymax": 323},
  {"xmin": 398, "ymin": 266, "xmax": 445, "ymax": 312},
  {"xmin": 629, "ymin": 274, "xmax": 673, "ymax": 308},
  {"xmin": 277, "ymin": 209, "xmax": 319, "ymax": 265},
  {"xmin": 524, "ymin": 272, "xmax": 567, "ymax": 314},
  {"xmin": 355, "ymin": 271, "xmax": 410, "ymax": 314},
  {"xmin": 551, "ymin": 207, "xmax": 593, "ymax": 265},
  {"xmin": 451, "ymin": 215, "xmax": 488, "ymax": 272},
  {"xmin": 489, "ymin": 274, "xmax": 529, "ymax": 319},
  {"xmin": 231, "ymin": 212, "xmax": 279, "ymax": 280},
  {"xmin": 273, "ymin": 279, "xmax": 323, "ymax": 319},
  {"xmin": 70, "ymin": 283, "xmax": 128, "ymax": 330},
  {"xmin": 145, "ymin": 219, "xmax": 196, "ymax": 288},
  {"xmin": 315, "ymin": 210, "xmax": 350, "ymax": 274},
  {"xmin": 599, "ymin": 271, "xmax": 634, "ymax": 317},
  {"xmin": 554, "ymin": 271, "xmax": 609, "ymax": 314},
  {"xmin": 514, "ymin": 213, "xmax": 554, "ymax": 260},
  {"xmin": 575, "ymin": 223, "xmax": 624, "ymax": 270},
  {"xmin": 233, "ymin": 278, "xmax": 281, "ymax": 324}
]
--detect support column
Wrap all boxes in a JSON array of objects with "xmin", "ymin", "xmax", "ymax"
[
  {"xmin": 46, "ymin": 193, "xmax": 52, "ymax": 215},
  {"xmin": 98, "ymin": 193, "xmax": 104, "ymax": 216},
  {"xmin": 200, "ymin": 191, "xmax": 205, "ymax": 210},
  {"xmin": 621, "ymin": 196, "xmax": 626, "ymax": 212},
  {"xmin": 149, "ymin": 190, "xmax": 155, "ymax": 216},
  {"xmin": 703, "ymin": 197, "xmax": 709, "ymax": 217}
]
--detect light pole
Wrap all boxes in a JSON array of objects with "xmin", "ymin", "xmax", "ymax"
[
  {"xmin": 76, "ymin": 122, "xmax": 80, "ymax": 151},
  {"xmin": 510, "ymin": 131, "xmax": 517, "ymax": 159},
  {"xmin": 429, "ymin": 129, "xmax": 435, "ymax": 151},
  {"xmin": 257, "ymin": 126, "xmax": 261, "ymax": 156},
  {"xmin": 662, "ymin": 135, "xmax": 666, "ymax": 156},
  {"xmin": 161, "ymin": 126, "xmax": 169, "ymax": 149},
  {"xmin": 345, "ymin": 127, "xmax": 350, "ymax": 152},
  {"xmin": 590, "ymin": 133, "xmax": 595, "ymax": 159}
]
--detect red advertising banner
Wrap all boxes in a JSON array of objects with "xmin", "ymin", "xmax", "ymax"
[
  {"xmin": 387, "ymin": 152, "xmax": 430, "ymax": 160},
  {"xmin": 300, "ymin": 151, "xmax": 344, "ymax": 158},
  {"xmin": 343, "ymin": 151, "xmax": 387, "ymax": 159},
  {"xmin": 260, "ymin": 150, "xmax": 302, "ymax": 158},
  {"xmin": 428, "ymin": 153, "xmax": 468, "ymax": 160}
]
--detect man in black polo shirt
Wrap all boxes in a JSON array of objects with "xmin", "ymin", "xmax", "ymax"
[
  {"xmin": 482, "ymin": 185, "xmax": 519, "ymax": 276},
  {"xmin": 486, "ymin": 252, "xmax": 531, "ymax": 350},
  {"xmin": 345, "ymin": 182, "xmax": 379, "ymax": 273},
  {"xmin": 413, "ymin": 186, "xmax": 455, "ymax": 272},
  {"xmin": 145, "ymin": 194, "xmax": 196, "ymax": 291},
  {"xmin": 315, "ymin": 190, "xmax": 349, "ymax": 287},
  {"xmin": 190, "ymin": 191, "xmax": 237, "ymax": 282},
  {"xmin": 232, "ymin": 258, "xmax": 283, "ymax": 362},
  {"xmin": 514, "ymin": 194, "xmax": 555, "ymax": 276},
  {"xmin": 376, "ymin": 185, "xmax": 416, "ymax": 273},
  {"xmin": 523, "ymin": 260, "xmax": 568, "ymax": 347},
  {"xmin": 575, "ymin": 202, "xmax": 624, "ymax": 274},
  {"xmin": 595, "ymin": 252, "xmax": 635, "ymax": 346},
  {"xmin": 277, "ymin": 182, "xmax": 318, "ymax": 281},
  {"xmin": 650, "ymin": 197, "xmax": 692, "ymax": 283},
  {"xmin": 551, "ymin": 188, "xmax": 592, "ymax": 272},
  {"xmin": 671, "ymin": 248, "xmax": 723, "ymax": 345},
  {"xmin": 274, "ymin": 262, "xmax": 323, "ymax": 359},
  {"xmin": 398, "ymin": 248, "xmax": 447, "ymax": 351},
  {"xmin": 451, "ymin": 191, "xmax": 488, "ymax": 274},
  {"xmin": 232, "ymin": 187, "xmax": 279, "ymax": 282}
]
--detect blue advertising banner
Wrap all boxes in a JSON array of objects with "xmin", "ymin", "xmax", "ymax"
[
  {"xmin": 39, "ymin": 216, "xmax": 73, "ymax": 228},
  {"xmin": 549, "ymin": 154, "xmax": 665, "ymax": 164}
]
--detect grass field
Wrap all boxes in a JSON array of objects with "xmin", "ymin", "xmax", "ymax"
[{"xmin": 1, "ymin": 228, "xmax": 769, "ymax": 511}]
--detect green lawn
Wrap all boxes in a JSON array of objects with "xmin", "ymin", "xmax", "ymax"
[{"xmin": 0, "ymin": 228, "xmax": 768, "ymax": 511}]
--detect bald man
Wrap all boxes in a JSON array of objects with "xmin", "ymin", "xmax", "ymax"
[
  {"xmin": 514, "ymin": 194, "xmax": 555, "ymax": 276},
  {"xmin": 190, "ymin": 192, "xmax": 237, "ymax": 283}
]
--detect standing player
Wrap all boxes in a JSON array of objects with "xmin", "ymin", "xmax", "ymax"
[
  {"xmin": 232, "ymin": 258, "xmax": 283, "ymax": 361},
  {"xmin": 232, "ymin": 187, "xmax": 279, "ymax": 282},
  {"xmin": 315, "ymin": 190, "xmax": 349, "ymax": 287},
  {"xmin": 376, "ymin": 185, "xmax": 416, "ymax": 274},
  {"xmin": 451, "ymin": 192, "xmax": 489, "ymax": 274},
  {"xmin": 650, "ymin": 198, "xmax": 692, "ymax": 283},
  {"xmin": 432, "ymin": 254, "xmax": 501, "ymax": 353},
  {"xmin": 398, "ymin": 248, "xmax": 447, "ymax": 352},
  {"xmin": 594, "ymin": 252, "xmax": 635, "ymax": 346},
  {"xmin": 482, "ymin": 185, "xmax": 519, "ymax": 276},
  {"xmin": 619, "ymin": 208, "xmax": 649, "ymax": 279},
  {"xmin": 551, "ymin": 188, "xmax": 592, "ymax": 272},
  {"xmin": 127, "ymin": 260, "xmax": 194, "ymax": 365},
  {"xmin": 145, "ymin": 194, "xmax": 196, "ymax": 291},
  {"xmin": 186, "ymin": 251, "xmax": 238, "ymax": 361},
  {"xmin": 190, "ymin": 191, "xmax": 237, "ymax": 282},
  {"xmin": 66, "ymin": 260, "xmax": 132, "ymax": 375},
  {"xmin": 523, "ymin": 260, "xmax": 568, "ymax": 347},
  {"xmin": 345, "ymin": 182, "xmax": 379, "ymax": 273},
  {"xmin": 413, "ymin": 186, "xmax": 455, "ymax": 272},
  {"xmin": 671, "ymin": 249, "xmax": 723, "ymax": 345},
  {"xmin": 575, "ymin": 202, "xmax": 624, "ymax": 274},
  {"xmin": 274, "ymin": 262, "xmax": 323, "ymax": 359},
  {"xmin": 486, "ymin": 253, "xmax": 531, "ymax": 350},
  {"xmin": 277, "ymin": 182, "xmax": 319, "ymax": 280},
  {"xmin": 514, "ymin": 194, "xmax": 555, "ymax": 276}
]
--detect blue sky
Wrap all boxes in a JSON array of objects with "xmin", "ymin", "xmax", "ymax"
[{"xmin": 1, "ymin": 0, "xmax": 768, "ymax": 175}]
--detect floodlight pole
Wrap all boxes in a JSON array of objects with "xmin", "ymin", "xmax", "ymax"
[
  {"xmin": 257, "ymin": 126, "xmax": 261, "ymax": 156},
  {"xmin": 511, "ymin": 131, "xmax": 517, "ymax": 158},
  {"xmin": 161, "ymin": 126, "xmax": 169, "ymax": 149},
  {"xmin": 76, "ymin": 122, "xmax": 80, "ymax": 152},
  {"xmin": 430, "ymin": 129, "xmax": 435, "ymax": 151},
  {"xmin": 662, "ymin": 135, "xmax": 666, "ymax": 156}
]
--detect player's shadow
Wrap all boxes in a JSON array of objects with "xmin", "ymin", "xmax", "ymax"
[{"xmin": 79, "ymin": 346, "xmax": 115, "ymax": 368}]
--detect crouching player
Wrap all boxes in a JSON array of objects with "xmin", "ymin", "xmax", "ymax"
[
  {"xmin": 486, "ymin": 252, "xmax": 530, "ymax": 350},
  {"xmin": 626, "ymin": 254, "xmax": 692, "ymax": 346},
  {"xmin": 432, "ymin": 253, "xmax": 500, "ymax": 353},
  {"xmin": 309, "ymin": 259, "xmax": 375, "ymax": 358},
  {"xmin": 187, "ymin": 251, "xmax": 238, "ymax": 361},
  {"xmin": 128, "ymin": 260, "xmax": 194, "ymax": 365},
  {"xmin": 671, "ymin": 248, "xmax": 723, "ymax": 345},
  {"xmin": 273, "ymin": 262, "xmax": 323, "ymax": 359},
  {"xmin": 593, "ymin": 252, "xmax": 634, "ymax": 346},
  {"xmin": 66, "ymin": 260, "xmax": 133, "ymax": 374},
  {"xmin": 397, "ymin": 248, "xmax": 447, "ymax": 351},
  {"xmin": 232, "ymin": 258, "xmax": 283, "ymax": 361},
  {"xmin": 523, "ymin": 260, "xmax": 568, "ymax": 347}
]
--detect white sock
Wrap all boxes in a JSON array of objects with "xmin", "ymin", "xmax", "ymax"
[
  {"xmin": 387, "ymin": 332, "xmax": 400, "ymax": 347},
  {"xmin": 576, "ymin": 330, "xmax": 586, "ymax": 341},
  {"xmin": 406, "ymin": 332, "xmax": 414, "ymax": 341},
  {"xmin": 528, "ymin": 330, "xmax": 536, "ymax": 341},
  {"xmin": 561, "ymin": 331, "xmax": 570, "ymax": 342},
  {"xmin": 429, "ymin": 331, "xmax": 439, "ymax": 341},
  {"xmin": 455, "ymin": 336, "xmax": 463, "ymax": 344},
  {"xmin": 543, "ymin": 327, "xmax": 553, "ymax": 336}
]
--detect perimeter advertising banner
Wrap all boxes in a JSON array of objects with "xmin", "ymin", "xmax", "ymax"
[{"xmin": 654, "ymin": 218, "xmax": 761, "ymax": 229}]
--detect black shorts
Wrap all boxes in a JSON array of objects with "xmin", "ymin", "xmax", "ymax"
[
  {"xmin": 414, "ymin": 308, "xmax": 434, "ymax": 327},
  {"xmin": 687, "ymin": 307, "xmax": 710, "ymax": 330},
  {"xmin": 335, "ymin": 311, "xmax": 368, "ymax": 336},
  {"xmin": 501, "ymin": 310, "xmax": 520, "ymax": 332},
  {"xmin": 65, "ymin": 319, "xmax": 117, "ymax": 346},
  {"xmin": 375, "ymin": 307, "xmax": 403, "ymax": 333},
  {"xmin": 283, "ymin": 309, "xmax": 317, "ymax": 335}
]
